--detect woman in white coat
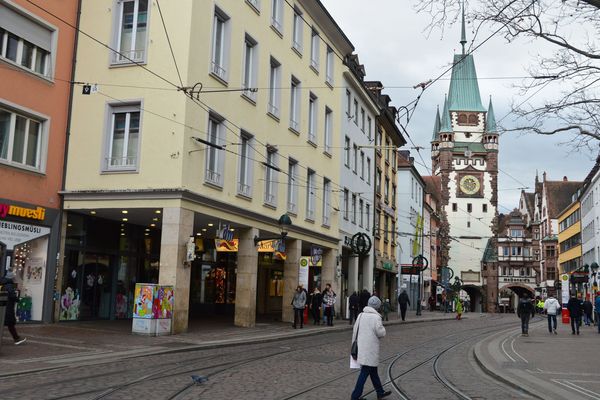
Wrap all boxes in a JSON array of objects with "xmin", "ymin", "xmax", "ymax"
[{"xmin": 350, "ymin": 296, "xmax": 392, "ymax": 400}]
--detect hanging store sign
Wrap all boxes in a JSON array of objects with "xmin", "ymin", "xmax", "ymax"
[
  {"xmin": 215, "ymin": 239, "xmax": 239, "ymax": 252},
  {"xmin": 257, "ymin": 239, "xmax": 286, "ymax": 260},
  {"xmin": 310, "ymin": 245, "xmax": 323, "ymax": 266},
  {"xmin": 0, "ymin": 221, "xmax": 50, "ymax": 250},
  {"xmin": 383, "ymin": 262, "xmax": 393, "ymax": 271},
  {"xmin": 0, "ymin": 203, "xmax": 46, "ymax": 221},
  {"xmin": 299, "ymin": 257, "xmax": 310, "ymax": 288}
]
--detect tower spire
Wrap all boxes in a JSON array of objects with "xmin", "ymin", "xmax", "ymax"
[{"xmin": 460, "ymin": 0, "xmax": 467, "ymax": 55}]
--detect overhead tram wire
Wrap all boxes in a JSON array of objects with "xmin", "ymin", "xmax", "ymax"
[{"xmin": 155, "ymin": 0, "xmax": 184, "ymax": 88}]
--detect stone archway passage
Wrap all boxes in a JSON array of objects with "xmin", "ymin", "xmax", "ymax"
[{"xmin": 461, "ymin": 285, "xmax": 484, "ymax": 312}]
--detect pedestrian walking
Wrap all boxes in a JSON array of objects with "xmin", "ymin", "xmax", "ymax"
[
  {"xmin": 359, "ymin": 289, "xmax": 370, "ymax": 313},
  {"xmin": 455, "ymin": 299, "xmax": 463, "ymax": 320},
  {"xmin": 397, "ymin": 290, "xmax": 410, "ymax": 321},
  {"xmin": 349, "ymin": 291, "xmax": 359, "ymax": 325},
  {"xmin": 567, "ymin": 293, "xmax": 584, "ymax": 335},
  {"xmin": 543, "ymin": 295, "xmax": 560, "ymax": 334},
  {"xmin": 309, "ymin": 287, "xmax": 322, "ymax": 325},
  {"xmin": 322, "ymin": 284, "xmax": 336, "ymax": 326},
  {"xmin": 350, "ymin": 296, "xmax": 392, "ymax": 400},
  {"xmin": 517, "ymin": 293, "xmax": 535, "ymax": 336},
  {"xmin": 583, "ymin": 298, "xmax": 593, "ymax": 326},
  {"xmin": 291, "ymin": 285, "xmax": 306, "ymax": 329},
  {"xmin": 381, "ymin": 299, "xmax": 391, "ymax": 321},
  {"xmin": 0, "ymin": 271, "xmax": 26, "ymax": 345},
  {"xmin": 536, "ymin": 297, "xmax": 545, "ymax": 314},
  {"xmin": 428, "ymin": 295, "xmax": 436, "ymax": 312},
  {"xmin": 595, "ymin": 292, "xmax": 600, "ymax": 334}
]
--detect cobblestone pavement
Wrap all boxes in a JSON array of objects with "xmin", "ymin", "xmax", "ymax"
[{"xmin": 0, "ymin": 314, "xmax": 527, "ymax": 400}]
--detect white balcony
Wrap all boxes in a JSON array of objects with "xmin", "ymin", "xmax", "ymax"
[
  {"xmin": 210, "ymin": 61, "xmax": 227, "ymax": 81},
  {"xmin": 112, "ymin": 49, "xmax": 145, "ymax": 64},
  {"xmin": 205, "ymin": 169, "xmax": 221, "ymax": 185},
  {"xmin": 105, "ymin": 156, "xmax": 137, "ymax": 170}
]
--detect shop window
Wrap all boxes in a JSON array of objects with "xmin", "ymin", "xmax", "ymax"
[
  {"xmin": 0, "ymin": 106, "xmax": 46, "ymax": 172},
  {"xmin": 105, "ymin": 103, "xmax": 141, "ymax": 172}
]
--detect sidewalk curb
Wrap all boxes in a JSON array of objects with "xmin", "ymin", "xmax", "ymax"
[
  {"xmin": 0, "ymin": 314, "xmax": 458, "ymax": 379},
  {"xmin": 472, "ymin": 328, "xmax": 545, "ymax": 400}
]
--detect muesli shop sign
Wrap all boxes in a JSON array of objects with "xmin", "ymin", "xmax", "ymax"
[{"xmin": 0, "ymin": 221, "xmax": 50, "ymax": 250}]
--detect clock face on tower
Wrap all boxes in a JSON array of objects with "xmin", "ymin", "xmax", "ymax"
[{"xmin": 459, "ymin": 175, "xmax": 481, "ymax": 195}]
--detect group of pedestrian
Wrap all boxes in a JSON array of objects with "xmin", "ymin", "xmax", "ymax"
[
  {"xmin": 0, "ymin": 271, "xmax": 26, "ymax": 345},
  {"xmin": 292, "ymin": 284, "xmax": 337, "ymax": 328}
]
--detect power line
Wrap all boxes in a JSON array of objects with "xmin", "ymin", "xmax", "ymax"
[{"xmin": 155, "ymin": 0, "xmax": 184, "ymax": 88}]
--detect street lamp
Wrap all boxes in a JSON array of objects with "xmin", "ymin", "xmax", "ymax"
[{"xmin": 254, "ymin": 214, "xmax": 293, "ymax": 245}]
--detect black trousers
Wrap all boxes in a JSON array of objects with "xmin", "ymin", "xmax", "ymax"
[
  {"xmin": 571, "ymin": 315, "xmax": 581, "ymax": 333},
  {"xmin": 400, "ymin": 304, "xmax": 407, "ymax": 321},
  {"xmin": 520, "ymin": 314, "xmax": 530, "ymax": 334},
  {"xmin": 325, "ymin": 306, "xmax": 333, "ymax": 326},
  {"xmin": 547, "ymin": 314, "xmax": 557, "ymax": 332},
  {"xmin": 293, "ymin": 308, "xmax": 304, "ymax": 327},
  {"xmin": 349, "ymin": 308, "xmax": 358, "ymax": 324},
  {"xmin": 310, "ymin": 307, "xmax": 320, "ymax": 324}
]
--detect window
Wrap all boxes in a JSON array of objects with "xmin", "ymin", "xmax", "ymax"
[
  {"xmin": 452, "ymin": 203, "xmax": 457, "ymax": 212},
  {"xmin": 360, "ymin": 151, "xmax": 365, "ymax": 179},
  {"xmin": 0, "ymin": 10, "xmax": 52, "ymax": 76},
  {"xmin": 268, "ymin": 57, "xmax": 281, "ymax": 117},
  {"xmin": 375, "ymin": 210, "xmax": 381, "ymax": 237},
  {"xmin": 353, "ymin": 144, "xmax": 358, "ymax": 174},
  {"xmin": 308, "ymin": 93, "xmax": 317, "ymax": 143},
  {"xmin": 467, "ymin": 203, "xmax": 472, "ymax": 213},
  {"xmin": 237, "ymin": 132, "xmax": 253, "ymax": 197},
  {"xmin": 366, "ymin": 203, "xmax": 370, "ymax": 230},
  {"xmin": 376, "ymin": 169, "xmax": 382, "ymax": 193},
  {"xmin": 205, "ymin": 114, "xmax": 224, "ymax": 185},
  {"xmin": 483, "ymin": 204, "xmax": 488, "ymax": 213},
  {"xmin": 392, "ymin": 184, "xmax": 396, "ymax": 207},
  {"xmin": 392, "ymin": 149, "xmax": 396, "ymax": 169},
  {"xmin": 384, "ymin": 178, "xmax": 390, "ymax": 203},
  {"xmin": 324, "ymin": 107, "xmax": 332, "ymax": 153},
  {"xmin": 105, "ymin": 104, "xmax": 141, "ymax": 171},
  {"xmin": 467, "ymin": 221, "xmax": 471, "ymax": 228},
  {"xmin": 306, "ymin": 169, "xmax": 315, "ymax": 220},
  {"xmin": 346, "ymin": 90, "xmax": 352, "ymax": 116},
  {"xmin": 264, "ymin": 146, "xmax": 278, "ymax": 206},
  {"xmin": 246, "ymin": 0, "xmax": 260, "ymax": 11},
  {"xmin": 292, "ymin": 8, "xmax": 303, "ymax": 53},
  {"xmin": 287, "ymin": 160, "xmax": 298, "ymax": 213},
  {"xmin": 366, "ymin": 158, "xmax": 371, "ymax": 184},
  {"xmin": 385, "ymin": 139, "xmax": 390, "ymax": 162},
  {"xmin": 325, "ymin": 46, "xmax": 334, "ymax": 84},
  {"xmin": 310, "ymin": 29, "xmax": 319, "ymax": 70},
  {"xmin": 271, "ymin": 0, "xmax": 283, "ymax": 32},
  {"xmin": 367, "ymin": 117, "xmax": 372, "ymax": 141},
  {"xmin": 242, "ymin": 35, "xmax": 257, "ymax": 100},
  {"xmin": 353, "ymin": 99, "xmax": 358, "ymax": 125},
  {"xmin": 113, "ymin": 0, "xmax": 148, "ymax": 64},
  {"xmin": 359, "ymin": 199, "xmax": 364, "ymax": 227},
  {"xmin": 322, "ymin": 178, "xmax": 331, "ymax": 226},
  {"xmin": 503, "ymin": 247, "xmax": 509, "ymax": 256},
  {"xmin": 511, "ymin": 246, "xmax": 522, "ymax": 256},
  {"xmin": 289, "ymin": 76, "xmax": 301, "ymax": 131},
  {"xmin": 510, "ymin": 229, "xmax": 523, "ymax": 238},
  {"xmin": 391, "ymin": 221, "xmax": 396, "ymax": 245},
  {"xmin": 343, "ymin": 188, "xmax": 349, "ymax": 220},
  {"xmin": 211, "ymin": 7, "xmax": 230, "ymax": 81},
  {"xmin": 360, "ymin": 108, "xmax": 365, "ymax": 132},
  {"xmin": 344, "ymin": 136, "xmax": 350, "ymax": 167},
  {"xmin": 384, "ymin": 216, "xmax": 389, "ymax": 242},
  {"xmin": 351, "ymin": 194, "xmax": 357, "ymax": 224},
  {"xmin": 0, "ymin": 106, "xmax": 44, "ymax": 171}
]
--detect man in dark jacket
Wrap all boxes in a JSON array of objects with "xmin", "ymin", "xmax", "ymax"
[
  {"xmin": 595, "ymin": 292, "xmax": 600, "ymax": 334},
  {"xmin": 516, "ymin": 293, "xmax": 535, "ymax": 336},
  {"xmin": 358, "ymin": 289, "xmax": 370, "ymax": 314},
  {"xmin": 567, "ymin": 294, "xmax": 584, "ymax": 335},
  {"xmin": 348, "ymin": 291, "xmax": 359, "ymax": 324},
  {"xmin": 0, "ymin": 271, "xmax": 26, "ymax": 345},
  {"xmin": 583, "ymin": 298, "xmax": 593, "ymax": 326},
  {"xmin": 398, "ymin": 290, "xmax": 410, "ymax": 321}
]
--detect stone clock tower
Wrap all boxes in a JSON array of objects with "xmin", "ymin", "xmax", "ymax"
[{"xmin": 431, "ymin": 8, "xmax": 498, "ymax": 310}]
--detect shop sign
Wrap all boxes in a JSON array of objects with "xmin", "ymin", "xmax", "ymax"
[
  {"xmin": 215, "ymin": 239, "xmax": 239, "ymax": 252},
  {"xmin": 217, "ymin": 223, "xmax": 234, "ymax": 242},
  {"xmin": 0, "ymin": 221, "xmax": 50, "ymax": 250},
  {"xmin": 299, "ymin": 257, "xmax": 310, "ymax": 289},
  {"xmin": 257, "ymin": 239, "xmax": 286, "ymax": 260},
  {"xmin": 0, "ymin": 203, "xmax": 46, "ymax": 221},
  {"xmin": 561, "ymin": 273, "xmax": 570, "ymax": 304},
  {"xmin": 383, "ymin": 261, "xmax": 393, "ymax": 271},
  {"xmin": 310, "ymin": 245, "xmax": 323, "ymax": 266}
]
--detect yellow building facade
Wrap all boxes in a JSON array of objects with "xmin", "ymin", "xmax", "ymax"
[
  {"xmin": 558, "ymin": 201, "xmax": 582, "ymax": 274},
  {"xmin": 61, "ymin": 0, "xmax": 355, "ymax": 332}
]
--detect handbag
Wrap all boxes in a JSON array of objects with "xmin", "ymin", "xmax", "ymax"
[{"xmin": 351, "ymin": 315, "xmax": 361, "ymax": 360}]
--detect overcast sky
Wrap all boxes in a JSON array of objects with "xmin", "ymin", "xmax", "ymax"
[{"xmin": 322, "ymin": 0, "xmax": 596, "ymax": 213}]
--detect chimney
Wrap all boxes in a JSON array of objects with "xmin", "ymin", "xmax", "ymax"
[
  {"xmin": 398, "ymin": 150, "xmax": 410, "ymax": 160},
  {"xmin": 409, "ymin": 157, "xmax": 415, "ymax": 165},
  {"xmin": 563, "ymin": 176, "xmax": 568, "ymax": 182},
  {"xmin": 542, "ymin": 171, "xmax": 547, "ymax": 182}
]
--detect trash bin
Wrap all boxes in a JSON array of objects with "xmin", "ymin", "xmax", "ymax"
[{"xmin": 0, "ymin": 291, "xmax": 7, "ymax": 350}]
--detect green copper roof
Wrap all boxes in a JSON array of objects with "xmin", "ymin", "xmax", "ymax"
[
  {"xmin": 486, "ymin": 97, "xmax": 497, "ymax": 133},
  {"xmin": 432, "ymin": 106, "xmax": 441, "ymax": 141},
  {"xmin": 451, "ymin": 141, "xmax": 486, "ymax": 154},
  {"xmin": 447, "ymin": 54, "xmax": 486, "ymax": 112},
  {"xmin": 482, "ymin": 238, "xmax": 497, "ymax": 263},
  {"xmin": 439, "ymin": 96, "xmax": 452, "ymax": 132}
]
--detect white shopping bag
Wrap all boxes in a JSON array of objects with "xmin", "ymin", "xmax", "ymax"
[{"xmin": 350, "ymin": 355, "xmax": 361, "ymax": 369}]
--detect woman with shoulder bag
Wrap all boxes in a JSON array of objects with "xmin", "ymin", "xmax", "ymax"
[{"xmin": 350, "ymin": 296, "xmax": 391, "ymax": 400}]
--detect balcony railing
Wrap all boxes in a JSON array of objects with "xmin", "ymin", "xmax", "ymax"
[
  {"xmin": 238, "ymin": 182, "xmax": 251, "ymax": 197},
  {"xmin": 268, "ymin": 103, "xmax": 279, "ymax": 117},
  {"xmin": 271, "ymin": 18, "xmax": 282, "ymax": 32},
  {"xmin": 105, "ymin": 156, "xmax": 137, "ymax": 170},
  {"xmin": 112, "ymin": 49, "xmax": 146, "ymax": 64},
  {"xmin": 289, "ymin": 119, "xmax": 299, "ymax": 131},
  {"xmin": 205, "ymin": 169, "xmax": 222, "ymax": 185},
  {"xmin": 287, "ymin": 201, "xmax": 297, "ymax": 214},
  {"xmin": 265, "ymin": 192, "xmax": 276, "ymax": 205},
  {"xmin": 210, "ymin": 61, "xmax": 227, "ymax": 80}
]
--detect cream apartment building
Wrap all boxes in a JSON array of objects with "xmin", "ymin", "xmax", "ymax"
[{"xmin": 61, "ymin": 0, "xmax": 354, "ymax": 332}]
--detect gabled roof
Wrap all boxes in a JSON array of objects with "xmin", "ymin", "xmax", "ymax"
[
  {"xmin": 432, "ymin": 106, "xmax": 441, "ymax": 141},
  {"xmin": 422, "ymin": 175, "xmax": 442, "ymax": 203},
  {"xmin": 522, "ymin": 191, "xmax": 535, "ymax": 219},
  {"xmin": 447, "ymin": 54, "xmax": 486, "ymax": 112},
  {"xmin": 545, "ymin": 180, "xmax": 583, "ymax": 218},
  {"xmin": 486, "ymin": 98, "xmax": 497, "ymax": 133},
  {"xmin": 439, "ymin": 96, "xmax": 452, "ymax": 132}
]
